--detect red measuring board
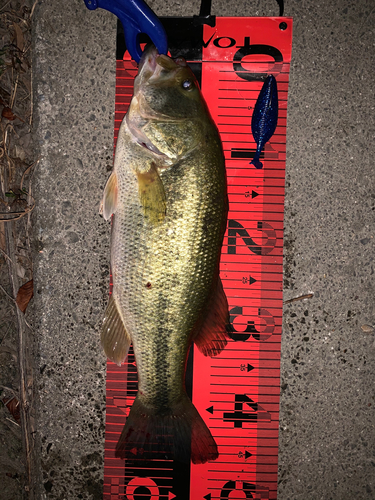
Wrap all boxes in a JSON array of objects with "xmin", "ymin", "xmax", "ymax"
[{"xmin": 103, "ymin": 16, "xmax": 293, "ymax": 500}]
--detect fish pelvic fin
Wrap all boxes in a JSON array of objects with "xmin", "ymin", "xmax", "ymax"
[
  {"xmin": 101, "ymin": 171, "xmax": 118, "ymax": 220},
  {"xmin": 193, "ymin": 277, "xmax": 229, "ymax": 357},
  {"xmin": 137, "ymin": 163, "xmax": 166, "ymax": 225},
  {"xmin": 115, "ymin": 394, "xmax": 218, "ymax": 464},
  {"xmin": 101, "ymin": 295, "xmax": 131, "ymax": 366}
]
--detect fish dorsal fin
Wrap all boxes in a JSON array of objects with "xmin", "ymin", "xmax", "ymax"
[
  {"xmin": 194, "ymin": 278, "xmax": 229, "ymax": 357},
  {"xmin": 101, "ymin": 171, "xmax": 118, "ymax": 220},
  {"xmin": 101, "ymin": 295, "xmax": 131, "ymax": 366},
  {"xmin": 137, "ymin": 163, "xmax": 166, "ymax": 225}
]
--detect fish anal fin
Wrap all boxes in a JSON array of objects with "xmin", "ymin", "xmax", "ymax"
[
  {"xmin": 101, "ymin": 295, "xmax": 131, "ymax": 366},
  {"xmin": 137, "ymin": 163, "xmax": 166, "ymax": 225},
  {"xmin": 194, "ymin": 278, "xmax": 229, "ymax": 357},
  {"xmin": 101, "ymin": 172, "xmax": 118, "ymax": 220}
]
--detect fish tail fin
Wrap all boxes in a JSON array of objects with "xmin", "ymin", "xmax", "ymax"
[
  {"xmin": 250, "ymin": 155, "xmax": 263, "ymax": 169},
  {"xmin": 115, "ymin": 394, "xmax": 218, "ymax": 464},
  {"xmin": 189, "ymin": 399, "xmax": 219, "ymax": 464}
]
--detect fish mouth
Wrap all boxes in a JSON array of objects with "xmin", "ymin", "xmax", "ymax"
[
  {"xmin": 138, "ymin": 44, "xmax": 158, "ymax": 74},
  {"xmin": 136, "ymin": 45, "xmax": 187, "ymax": 87},
  {"xmin": 136, "ymin": 45, "xmax": 162, "ymax": 91}
]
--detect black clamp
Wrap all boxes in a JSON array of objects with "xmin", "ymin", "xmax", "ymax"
[{"xmin": 193, "ymin": 0, "xmax": 284, "ymax": 28}]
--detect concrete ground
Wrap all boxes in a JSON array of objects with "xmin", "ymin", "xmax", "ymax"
[{"xmin": 32, "ymin": 0, "xmax": 374, "ymax": 498}]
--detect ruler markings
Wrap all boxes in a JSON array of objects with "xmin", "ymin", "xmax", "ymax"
[
  {"xmin": 217, "ymin": 124, "xmax": 287, "ymax": 129},
  {"xmin": 218, "ymin": 77, "xmax": 290, "ymax": 82},
  {"xmin": 104, "ymin": 466, "xmax": 173, "ymax": 473},
  {"xmin": 217, "ymin": 114, "xmax": 287, "ymax": 118},
  {"xmin": 104, "ymin": 17, "xmax": 292, "ymax": 500}
]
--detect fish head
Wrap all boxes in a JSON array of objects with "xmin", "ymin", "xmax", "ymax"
[
  {"xmin": 128, "ymin": 46, "xmax": 211, "ymax": 160},
  {"xmin": 134, "ymin": 45, "xmax": 203, "ymax": 120}
]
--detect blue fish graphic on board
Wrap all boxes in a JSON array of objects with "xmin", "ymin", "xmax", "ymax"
[{"xmin": 250, "ymin": 75, "xmax": 278, "ymax": 169}]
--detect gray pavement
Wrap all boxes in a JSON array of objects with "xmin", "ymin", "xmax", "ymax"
[{"xmin": 33, "ymin": 0, "xmax": 374, "ymax": 498}]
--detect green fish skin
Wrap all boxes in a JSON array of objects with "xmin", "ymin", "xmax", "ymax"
[{"xmin": 101, "ymin": 46, "xmax": 228, "ymax": 464}]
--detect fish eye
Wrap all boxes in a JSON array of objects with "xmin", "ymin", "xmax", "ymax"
[{"xmin": 182, "ymin": 79, "xmax": 193, "ymax": 90}]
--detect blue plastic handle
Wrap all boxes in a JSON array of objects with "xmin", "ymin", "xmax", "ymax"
[{"xmin": 84, "ymin": 0, "xmax": 168, "ymax": 63}]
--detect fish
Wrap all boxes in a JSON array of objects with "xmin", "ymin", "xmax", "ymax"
[
  {"xmin": 250, "ymin": 75, "xmax": 278, "ymax": 169},
  {"xmin": 100, "ymin": 45, "xmax": 229, "ymax": 464}
]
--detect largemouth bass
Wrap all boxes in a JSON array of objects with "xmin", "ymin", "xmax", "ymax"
[{"xmin": 101, "ymin": 46, "xmax": 228, "ymax": 464}]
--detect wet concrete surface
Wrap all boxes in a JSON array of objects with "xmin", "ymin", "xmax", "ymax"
[{"xmin": 32, "ymin": 0, "xmax": 374, "ymax": 498}]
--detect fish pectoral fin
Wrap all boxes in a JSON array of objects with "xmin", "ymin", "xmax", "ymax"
[
  {"xmin": 137, "ymin": 163, "xmax": 166, "ymax": 225},
  {"xmin": 101, "ymin": 295, "xmax": 131, "ymax": 366},
  {"xmin": 194, "ymin": 277, "xmax": 229, "ymax": 357},
  {"xmin": 101, "ymin": 171, "xmax": 118, "ymax": 220}
]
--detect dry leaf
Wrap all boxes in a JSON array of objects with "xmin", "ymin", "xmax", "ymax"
[
  {"xmin": 16, "ymin": 262, "xmax": 26, "ymax": 279},
  {"xmin": 361, "ymin": 324, "xmax": 374, "ymax": 333},
  {"xmin": 2, "ymin": 107, "xmax": 16, "ymax": 120},
  {"xmin": 2, "ymin": 397, "xmax": 21, "ymax": 424},
  {"xmin": 13, "ymin": 23, "xmax": 24, "ymax": 52},
  {"xmin": 16, "ymin": 279, "xmax": 33, "ymax": 313}
]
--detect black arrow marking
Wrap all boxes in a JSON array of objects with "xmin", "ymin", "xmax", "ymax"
[
  {"xmin": 251, "ymin": 190, "xmax": 259, "ymax": 199},
  {"xmin": 206, "ymin": 406, "xmax": 214, "ymax": 414},
  {"xmin": 204, "ymin": 494, "xmax": 211, "ymax": 500},
  {"xmin": 249, "ymin": 275, "xmax": 256, "ymax": 285},
  {"xmin": 247, "ymin": 364, "xmax": 254, "ymax": 372},
  {"xmin": 245, "ymin": 450, "xmax": 252, "ymax": 459}
]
